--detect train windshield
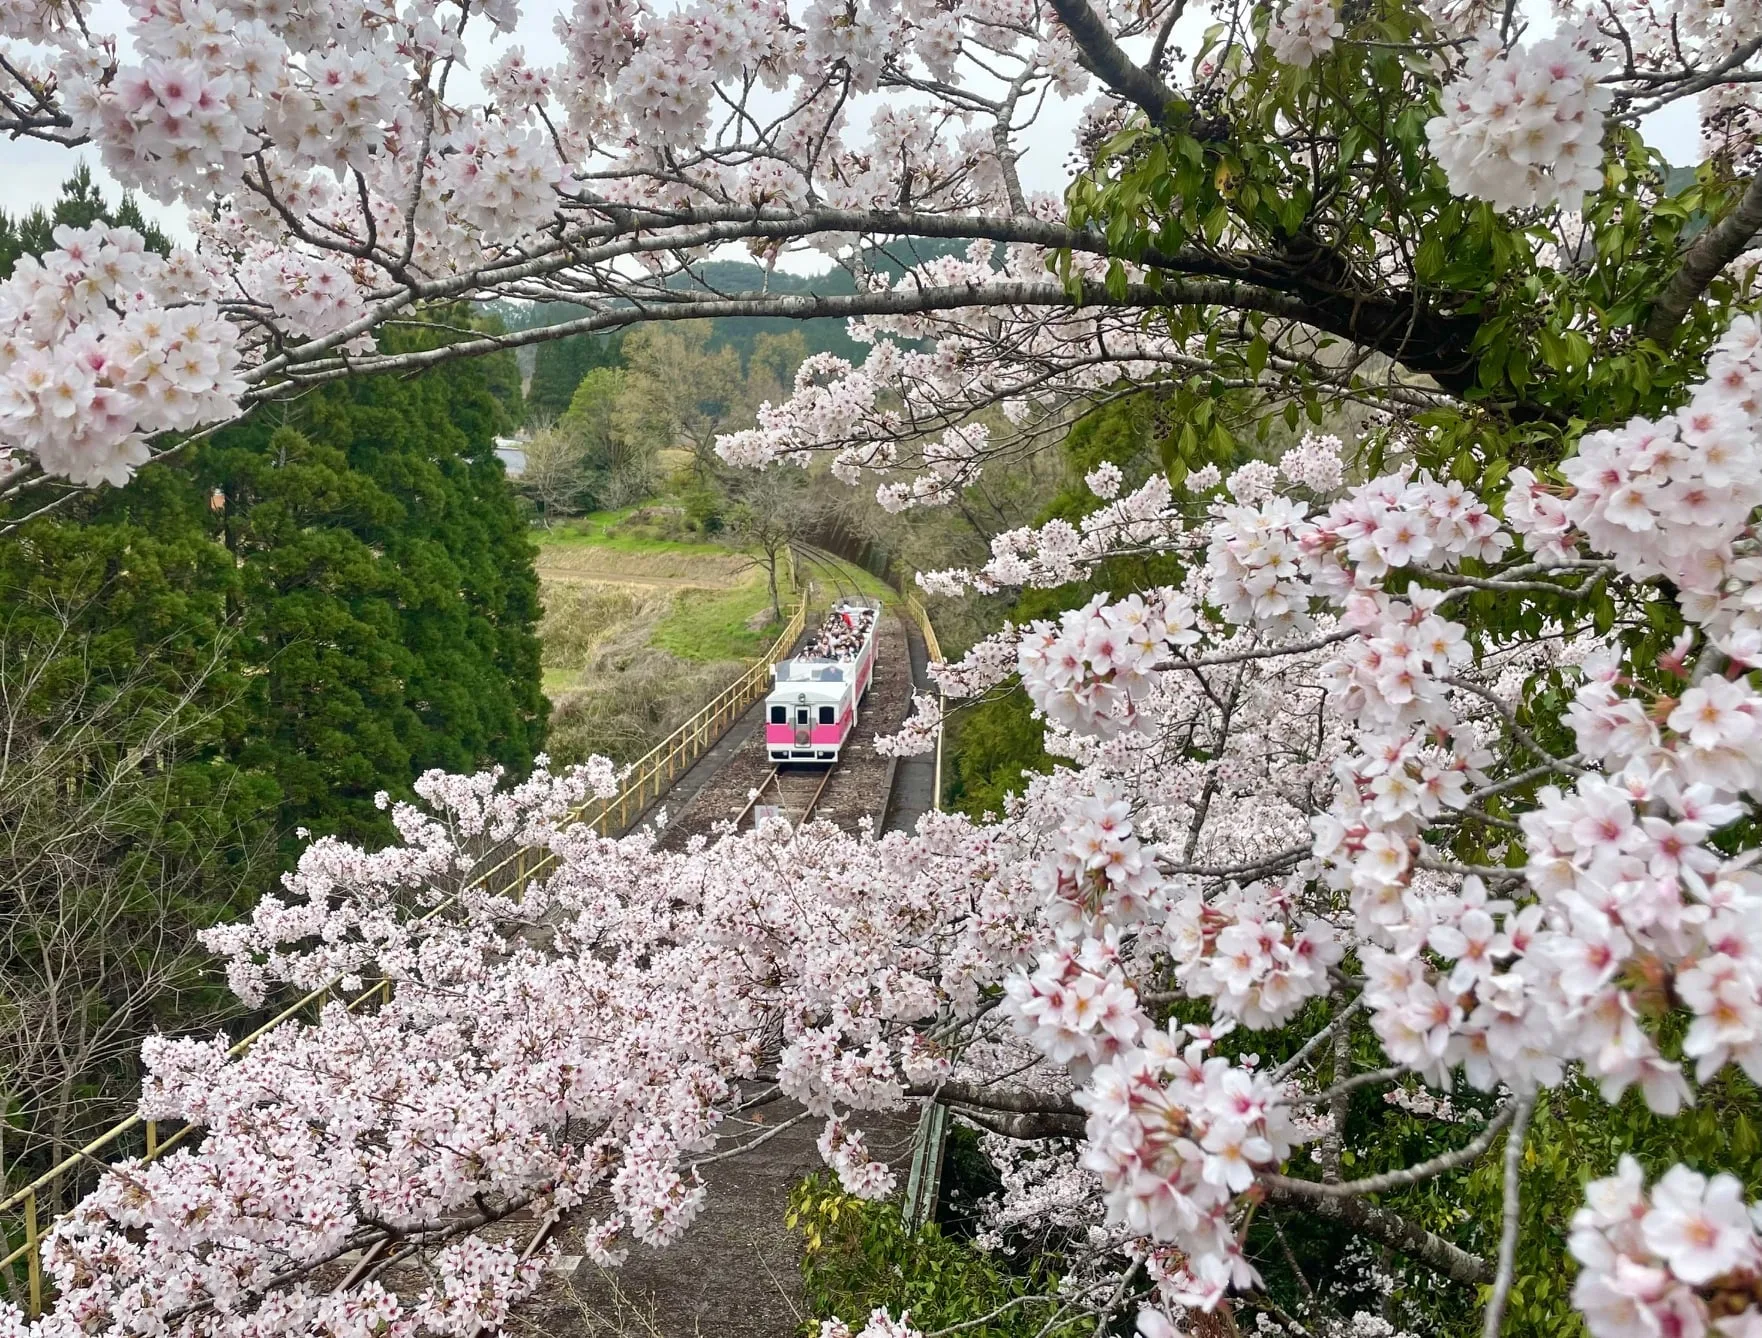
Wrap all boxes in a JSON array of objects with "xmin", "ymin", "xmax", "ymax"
[{"xmin": 774, "ymin": 660, "xmax": 848, "ymax": 683}]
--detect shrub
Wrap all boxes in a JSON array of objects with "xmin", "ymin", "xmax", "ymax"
[{"xmin": 789, "ymin": 1173, "xmax": 1087, "ymax": 1338}]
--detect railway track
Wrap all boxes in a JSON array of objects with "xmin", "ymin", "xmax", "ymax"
[
  {"xmin": 659, "ymin": 608, "xmax": 911, "ymax": 849},
  {"xmin": 733, "ymin": 765, "xmax": 833, "ymax": 831}
]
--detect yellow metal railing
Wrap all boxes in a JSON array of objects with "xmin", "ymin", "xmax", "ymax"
[{"xmin": 0, "ymin": 583, "xmax": 808, "ymax": 1317}]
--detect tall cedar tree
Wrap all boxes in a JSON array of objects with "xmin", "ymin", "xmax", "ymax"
[
  {"xmin": 526, "ymin": 329, "xmax": 624, "ymax": 421},
  {"xmin": 0, "ymin": 171, "xmax": 544, "ymax": 855},
  {"xmin": 0, "ymin": 162, "xmax": 169, "ymax": 273},
  {"xmin": 207, "ymin": 324, "xmax": 545, "ymax": 847}
]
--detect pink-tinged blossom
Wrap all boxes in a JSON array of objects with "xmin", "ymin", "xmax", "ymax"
[
  {"xmin": 1571, "ymin": 1158, "xmax": 1762, "ymax": 1337},
  {"xmin": 1266, "ymin": 0, "xmax": 1345, "ymax": 67},
  {"xmin": 0, "ymin": 225, "xmax": 240, "ymax": 485},
  {"xmin": 1426, "ymin": 28, "xmax": 1614, "ymax": 212},
  {"xmin": 1077, "ymin": 1032, "xmax": 1299, "ymax": 1285}
]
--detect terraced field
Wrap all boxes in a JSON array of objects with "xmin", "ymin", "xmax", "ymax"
[{"xmin": 533, "ymin": 511, "xmax": 798, "ymax": 765}]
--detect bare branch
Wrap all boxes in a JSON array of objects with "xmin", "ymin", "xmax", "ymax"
[
  {"xmin": 1260, "ymin": 1185, "xmax": 1493, "ymax": 1286},
  {"xmin": 1480, "ymin": 1095, "xmax": 1536, "ymax": 1338},
  {"xmin": 1261, "ymin": 1100, "xmax": 1517, "ymax": 1198}
]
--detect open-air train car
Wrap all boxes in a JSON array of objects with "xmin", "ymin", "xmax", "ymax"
[{"xmin": 765, "ymin": 598, "xmax": 880, "ymax": 763}]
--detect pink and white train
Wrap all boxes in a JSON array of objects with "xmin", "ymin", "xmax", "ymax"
[{"xmin": 765, "ymin": 599, "xmax": 880, "ymax": 763}]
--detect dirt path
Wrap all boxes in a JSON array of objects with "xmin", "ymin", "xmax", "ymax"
[
  {"xmin": 536, "ymin": 566, "xmax": 739, "ymax": 591},
  {"xmin": 535, "ymin": 546, "xmax": 752, "ymax": 591},
  {"xmin": 510, "ymin": 1100, "xmax": 919, "ymax": 1338}
]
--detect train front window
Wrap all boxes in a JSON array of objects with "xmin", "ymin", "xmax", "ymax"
[
  {"xmin": 796, "ymin": 708, "xmax": 810, "ymax": 726},
  {"xmin": 769, "ymin": 706, "xmax": 786, "ymax": 724},
  {"xmin": 818, "ymin": 706, "xmax": 835, "ymax": 725}
]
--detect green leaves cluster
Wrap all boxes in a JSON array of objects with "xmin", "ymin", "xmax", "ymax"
[
  {"xmin": 1059, "ymin": 0, "xmax": 1757, "ymax": 497},
  {"xmin": 790, "ymin": 1173, "xmax": 1085, "ymax": 1338}
]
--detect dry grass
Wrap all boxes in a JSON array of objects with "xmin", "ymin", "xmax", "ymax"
[{"xmin": 540, "ymin": 582, "xmax": 747, "ymax": 767}]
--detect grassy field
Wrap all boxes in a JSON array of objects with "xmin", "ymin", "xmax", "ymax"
[
  {"xmin": 534, "ymin": 505, "xmax": 805, "ymax": 764},
  {"xmin": 534, "ymin": 505, "xmax": 717, "ymax": 557},
  {"xmin": 652, "ymin": 582, "xmax": 791, "ymax": 662}
]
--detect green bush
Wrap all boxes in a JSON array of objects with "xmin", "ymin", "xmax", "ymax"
[
  {"xmin": 683, "ymin": 483, "xmax": 726, "ymax": 533},
  {"xmin": 789, "ymin": 1174, "xmax": 1087, "ymax": 1338}
]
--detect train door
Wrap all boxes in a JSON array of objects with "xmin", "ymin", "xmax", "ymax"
[{"xmin": 794, "ymin": 705, "xmax": 811, "ymax": 748}]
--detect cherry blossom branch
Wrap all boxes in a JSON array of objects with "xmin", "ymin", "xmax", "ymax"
[
  {"xmin": 1479, "ymin": 1094, "xmax": 1536, "ymax": 1338},
  {"xmin": 907, "ymin": 1081, "xmax": 1081, "ymax": 1116},
  {"xmin": 1269, "ymin": 997, "xmax": 1366, "ymax": 1083},
  {"xmin": 250, "ymin": 277, "xmax": 1304, "ymax": 392},
  {"xmin": 1463, "ymin": 754, "xmax": 1586, "ymax": 804},
  {"xmin": 1262, "ymin": 1100, "xmax": 1517, "ymax": 1198},
  {"xmin": 1280, "ymin": 1065, "xmax": 1408, "ymax": 1109},
  {"xmin": 690, "ymin": 1111, "xmax": 811, "ymax": 1168},
  {"xmin": 956, "ymin": 1108, "xmax": 1088, "ymax": 1140},
  {"xmin": 1441, "ymin": 676, "xmax": 1581, "ymax": 772},
  {"xmin": 1615, "ymin": 38, "xmax": 1762, "ymax": 117},
  {"xmin": 1157, "ymin": 846, "xmax": 1314, "ymax": 881},
  {"xmin": 1166, "ymin": 630, "xmax": 1356, "ymax": 671},
  {"xmin": 1042, "ymin": 0, "xmax": 1178, "ymax": 119},
  {"xmin": 1260, "ymin": 1184, "xmax": 1493, "ymax": 1285}
]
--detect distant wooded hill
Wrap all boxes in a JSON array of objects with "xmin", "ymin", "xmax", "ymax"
[{"xmin": 488, "ymin": 240, "xmax": 984, "ymax": 417}]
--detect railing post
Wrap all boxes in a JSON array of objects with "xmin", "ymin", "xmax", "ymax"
[
  {"xmin": 933, "ymin": 689, "xmax": 945, "ymax": 812},
  {"xmin": 25, "ymin": 1188, "xmax": 40, "ymax": 1318}
]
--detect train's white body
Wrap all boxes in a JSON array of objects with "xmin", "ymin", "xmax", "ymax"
[{"xmin": 765, "ymin": 599, "xmax": 880, "ymax": 763}]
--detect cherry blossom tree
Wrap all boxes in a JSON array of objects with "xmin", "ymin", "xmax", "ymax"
[
  {"xmin": 6, "ymin": 0, "xmax": 1762, "ymax": 1337},
  {"xmin": 0, "ymin": 0, "xmax": 1748, "ymax": 498}
]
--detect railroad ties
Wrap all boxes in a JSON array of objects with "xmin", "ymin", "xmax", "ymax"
[{"xmin": 734, "ymin": 765, "xmax": 834, "ymax": 830}]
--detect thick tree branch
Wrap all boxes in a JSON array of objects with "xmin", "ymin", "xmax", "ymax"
[
  {"xmin": 953, "ymin": 1107, "xmax": 1088, "ymax": 1139},
  {"xmin": 247, "ymin": 277, "xmax": 1307, "ymax": 394},
  {"xmin": 904, "ymin": 1081, "xmax": 1086, "ymax": 1138},
  {"xmin": 1262, "ymin": 1183, "xmax": 1493, "ymax": 1285},
  {"xmin": 1646, "ymin": 171, "xmax": 1762, "ymax": 341},
  {"xmin": 1262, "ymin": 1101, "xmax": 1517, "ymax": 1197},
  {"xmin": 907, "ymin": 1081, "xmax": 1081, "ymax": 1116},
  {"xmin": 1042, "ymin": 0, "xmax": 1178, "ymax": 119},
  {"xmin": 1480, "ymin": 1095, "xmax": 1535, "ymax": 1338}
]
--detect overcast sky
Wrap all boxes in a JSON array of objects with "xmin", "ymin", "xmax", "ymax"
[{"xmin": 2, "ymin": 0, "xmax": 1705, "ymax": 268}]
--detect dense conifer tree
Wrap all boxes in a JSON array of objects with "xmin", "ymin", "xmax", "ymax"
[
  {"xmin": 205, "ymin": 322, "xmax": 545, "ymax": 845},
  {"xmin": 525, "ymin": 328, "xmax": 624, "ymax": 421},
  {"xmin": 0, "ymin": 178, "xmax": 544, "ymax": 853}
]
